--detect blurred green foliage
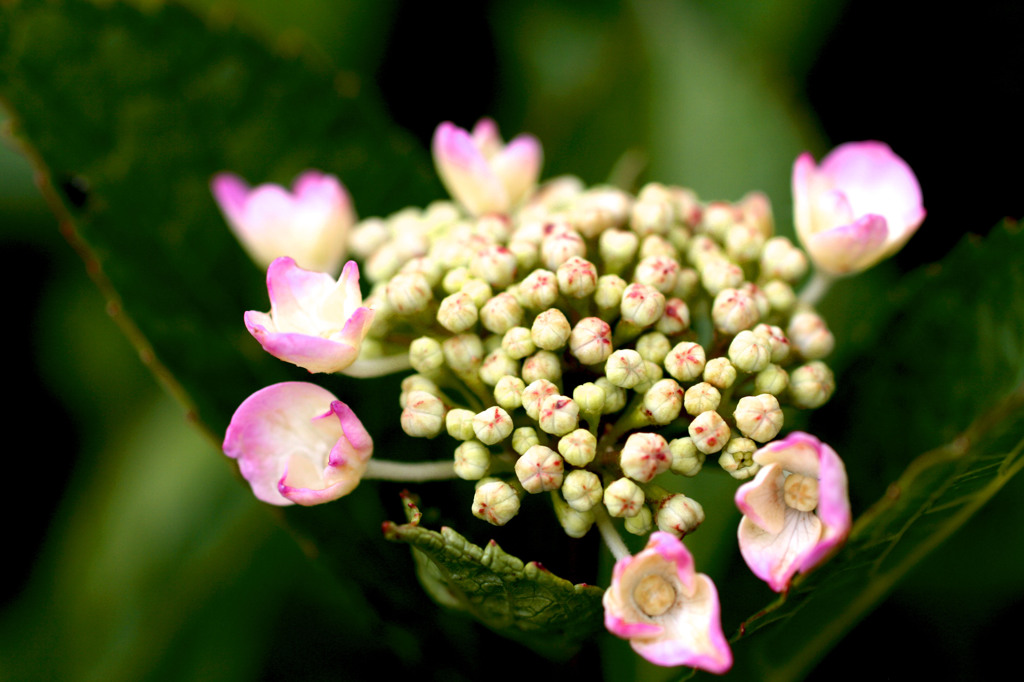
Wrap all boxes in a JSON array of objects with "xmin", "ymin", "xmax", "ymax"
[{"xmin": 2, "ymin": 1, "xmax": 1021, "ymax": 681}]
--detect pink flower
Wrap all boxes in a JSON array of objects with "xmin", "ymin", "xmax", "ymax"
[
  {"xmin": 223, "ymin": 382, "xmax": 373, "ymax": 506},
  {"xmin": 432, "ymin": 118, "xmax": 543, "ymax": 216},
  {"xmin": 244, "ymin": 257, "xmax": 374, "ymax": 374},
  {"xmin": 792, "ymin": 141, "xmax": 925, "ymax": 275},
  {"xmin": 735, "ymin": 432, "xmax": 851, "ymax": 592},
  {"xmin": 211, "ymin": 170, "xmax": 355, "ymax": 275},
  {"xmin": 603, "ymin": 532, "xmax": 732, "ymax": 673}
]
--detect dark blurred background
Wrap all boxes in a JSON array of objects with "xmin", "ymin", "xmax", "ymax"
[{"xmin": 2, "ymin": 1, "xmax": 1021, "ymax": 680}]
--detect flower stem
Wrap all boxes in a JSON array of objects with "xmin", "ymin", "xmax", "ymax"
[
  {"xmin": 798, "ymin": 269, "xmax": 835, "ymax": 307},
  {"xmin": 363, "ymin": 459, "xmax": 457, "ymax": 482},
  {"xmin": 595, "ymin": 506, "xmax": 631, "ymax": 561},
  {"xmin": 340, "ymin": 354, "xmax": 412, "ymax": 378}
]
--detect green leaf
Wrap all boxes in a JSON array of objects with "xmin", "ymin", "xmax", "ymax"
[
  {"xmin": 0, "ymin": 0, "xmax": 439, "ymax": 438},
  {"xmin": 383, "ymin": 493, "xmax": 605, "ymax": 661},
  {"xmin": 724, "ymin": 222, "xmax": 1024, "ymax": 680}
]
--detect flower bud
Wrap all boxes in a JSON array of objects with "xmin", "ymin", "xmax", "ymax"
[
  {"xmin": 656, "ymin": 298, "xmax": 691, "ymax": 335},
  {"xmin": 551, "ymin": 493, "xmax": 595, "ymax": 538},
  {"xmin": 762, "ymin": 280, "xmax": 797, "ymax": 313},
  {"xmin": 460, "ymin": 278, "xmax": 493, "ymax": 308},
  {"xmin": 400, "ymin": 256, "xmax": 444, "ymax": 288},
  {"xmin": 599, "ymin": 229, "xmax": 639, "ymax": 273},
  {"xmin": 711, "ymin": 287, "xmax": 760, "ymax": 334},
  {"xmin": 512, "ymin": 426, "xmax": 540, "ymax": 455},
  {"xmin": 603, "ymin": 477, "xmax": 646, "ymax": 518},
  {"xmin": 401, "ymin": 390, "xmax": 446, "ymax": 438},
  {"xmin": 541, "ymin": 229, "xmax": 587, "ymax": 270},
  {"xmin": 479, "ymin": 349, "xmax": 519, "ymax": 386},
  {"xmin": 441, "ymin": 265, "xmax": 470, "ymax": 294},
  {"xmin": 472, "ymin": 406, "xmax": 514, "ymax": 445},
  {"xmin": 636, "ymin": 332, "xmax": 671, "ymax": 364},
  {"xmin": 656, "ymin": 494, "xmax": 705, "ymax": 537},
  {"xmin": 789, "ymin": 361, "xmax": 836, "ymax": 409},
  {"xmin": 561, "ymin": 469, "xmax": 603, "ymax": 512},
  {"xmin": 687, "ymin": 234, "xmax": 724, "ymax": 270},
  {"xmin": 672, "ymin": 267, "xmax": 700, "ymax": 300},
  {"xmin": 479, "ymin": 293, "xmax": 523, "ymax": 334},
  {"xmin": 558, "ymin": 428, "xmax": 597, "ymax": 467},
  {"xmin": 630, "ymin": 198, "xmax": 673, "ymax": 236},
  {"xmin": 669, "ymin": 437, "xmax": 705, "ymax": 476},
  {"xmin": 605, "ymin": 349, "xmax": 648, "ymax": 389},
  {"xmin": 581, "ymin": 186, "xmax": 632, "ymax": 228},
  {"xmin": 664, "ymin": 342, "xmax": 706, "ymax": 382},
  {"xmin": 788, "ymin": 310, "xmax": 835, "ymax": 360},
  {"xmin": 623, "ymin": 506, "xmax": 653, "ymax": 536},
  {"xmin": 701, "ymin": 258, "xmax": 744, "ymax": 296},
  {"xmin": 519, "ymin": 269, "xmax": 559, "ymax": 309},
  {"xmin": 755, "ymin": 364, "xmax": 789, "ymax": 395},
  {"xmin": 386, "ymin": 271, "xmax": 433, "ymax": 314},
  {"xmin": 493, "ymin": 375, "xmax": 526, "ymax": 410},
  {"xmin": 634, "ymin": 256, "xmax": 680, "ymax": 294},
  {"xmin": 725, "ymin": 223, "xmax": 765, "ymax": 263},
  {"xmin": 632, "ymin": 361, "xmax": 663, "ymax": 394},
  {"xmin": 400, "ymin": 374, "xmax": 441, "ymax": 405},
  {"xmin": 620, "ymin": 432, "xmax": 672, "ymax": 482},
  {"xmin": 753, "ymin": 323, "xmax": 791, "ymax": 363},
  {"xmin": 515, "ymin": 445, "xmax": 565, "ymax": 493},
  {"xmin": 531, "ymin": 309, "xmax": 572, "ymax": 351},
  {"xmin": 565, "ymin": 318, "xmax": 611, "ymax": 367},
  {"xmin": 728, "ymin": 330, "xmax": 772, "ymax": 373},
  {"xmin": 521, "ymin": 349, "xmax": 562, "ymax": 384},
  {"xmin": 522, "ymin": 379, "xmax": 559, "ymax": 420},
  {"xmin": 437, "ymin": 291, "xmax": 479, "ymax": 333},
  {"xmin": 409, "ymin": 336, "xmax": 445, "ymax": 373},
  {"xmin": 445, "ymin": 408, "xmax": 477, "ymax": 440},
  {"xmin": 442, "ymin": 334, "xmax": 484, "ymax": 374},
  {"xmin": 501, "ymin": 326, "xmax": 536, "ymax": 359},
  {"xmin": 688, "ymin": 410, "xmax": 730, "ymax": 454},
  {"xmin": 760, "ymin": 236, "xmax": 808, "ymax": 282},
  {"xmin": 643, "ymin": 379, "xmax": 684, "ymax": 425},
  {"xmin": 569, "ymin": 384, "xmax": 603, "ymax": 418},
  {"xmin": 539, "ymin": 395, "xmax": 580, "ymax": 436},
  {"xmin": 703, "ymin": 357, "xmax": 737, "ymax": 390},
  {"xmin": 470, "ymin": 244, "xmax": 517, "ymax": 289},
  {"xmin": 700, "ymin": 201, "xmax": 735, "ymax": 241},
  {"xmin": 684, "ymin": 382, "xmax": 721, "ymax": 417},
  {"xmin": 454, "ymin": 440, "xmax": 491, "ymax": 480},
  {"xmin": 734, "ymin": 394, "xmax": 784, "ymax": 442},
  {"xmin": 620, "ymin": 283, "xmax": 666, "ymax": 327},
  {"xmin": 508, "ymin": 239, "xmax": 538, "ymax": 271},
  {"xmin": 594, "ymin": 274, "xmax": 628, "ymax": 311},
  {"xmin": 596, "ymin": 377, "xmax": 627, "ymax": 414},
  {"xmin": 349, "ymin": 217, "xmax": 389, "ymax": 261},
  {"xmin": 473, "ymin": 479, "xmax": 521, "ymax": 526},
  {"xmin": 719, "ymin": 437, "xmax": 760, "ymax": 480},
  {"xmin": 557, "ymin": 256, "xmax": 598, "ymax": 298}
]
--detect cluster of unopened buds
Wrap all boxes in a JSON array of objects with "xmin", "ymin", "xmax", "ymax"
[{"xmin": 215, "ymin": 118, "xmax": 924, "ymax": 673}]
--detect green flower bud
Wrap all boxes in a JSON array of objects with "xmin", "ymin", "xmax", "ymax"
[
  {"xmin": 599, "ymin": 229, "xmax": 639, "ymax": 273},
  {"xmin": 753, "ymin": 323, "xmax": 792, "ymax": 363},
  {"xmin": 789, "ymin": 361, "xmax": 835, "ymax": 409},
  {"xmin": 762, "ymin": 279, "xmax": 796, "ymax": 313},
  {"xmin": 632, "ymin": 360, "xmax": 663, "ymax": 394},
  {"xmin": 703, "ymin": 357, "xmax": 737, "ymax": 389},
  {"xmin": 479, "ymin": 292, "xmax": 524, "ymax": 334},
  {"xmin": 687, "ymin": 234, "xmax": 724, "ymax": 270},
  {"xmin": 437, "ymin": 291, "xmax": 479, "ymax": 333},
  {"xmin": 349, "ymin": 217, "xmax": 390, "ymax": 259},
  {"xmin": 473, "ymin": 406, "xmax": 514, "ymax": 445},
  {"xmin": 441, "ymin": 265, "xmax": 470, "ymax": 294},
  {"xmin": 636, "ymin": 332, "xmax": 671, "ymax": 364},
  {"xmin": 620, "ymin": 432, "xmax": 672, "ymax": 482},
  {"xmin": 409, "ymin": 336, "xmax": 445, "ymax": 373},
  {"xmin": 561, "ymin": 469, "xmax": 603, "ymax": 512},
  {"xmin": 700, "ymin": 258, "xmax": 744, "ymax": 296},
  {"xmin": 470, "ymin": 244, "xmax": 518, "ymax": 289},
  {"xmin": 603, "ymin": 477, "xmax": 646, "ymax": 518},
  {"xmin": 754, "ymin": 363, "xmax": 790, "ymax": 395},
  {"xmin": 672, "ymin": 267, "xmax": 700, "ymax": 300},
  {"xmin": 643, "ymin": 378, "xmax": 684, "ymax": 425},
  {"xmin": 386, "ymin": 271, "xmax": 433, "ymax": 314},
  {"xmin": 399, "ymin": 374, "xmax": 441, "ymax": 405},
  {"xmin": 531, "ymin": 309, "xmax": 572, "ymax": 351},
  {"xmin": 551, "ymin": 493, "xmax": 595, "ymax": 538},
  {"xmin": 494, "ymin": 375, "xmax": 526, "ymax": 411},
  {"xmin": 700, "ymin": 201, "xmax": 735, "ymax": 241},
  {"xmin": 512, "ymin": 427, "xmax": 540, "ymax": 455},
  {"xmin": 539, "ymin": 395, "xmax": 580, "ymax": 436},
  {"xmin": 711, "ymin": 287, "xmax": 760, "ymax": 334},
  {"xmin": 639, "ymin": 234, "xmax": 678, "ymax": 260},
  {"xmin": 521, "ymin": 349, "xmax": 562, "ymax": 384},
  {"xmin": 594, "ymin": 274, "xmax": 628, "ymax": 311},
  {"xmin": 501, "ymin": 326, "xmax": 536, "ymax": 359},
  {"xmin": 401, "ymin": 390, "xmax": 446, "ymax": 438},
  {"xmin": 460, "ymin": 278, "xmax": 493, "ymax": 308},
  {"xmin": 445, "ymin": 408, "xmax": 477, "ymax": 440},
  {"xmin": 623, "ymin": 505, "xmax": 653, "ymax": 536},
  {"xmin": 669, "ymin": 437, "xmax": 705, "ymax": 476},
  {"xmin": 605, "ymin": 349, "xmax": 647, "ymax": 389},
  {"xmin": 400, "ymin": 256, "xmax": 444, "ymax": 288},
  {"xmin": 515, "ymin": 445, "xmax": 565, "ymax": 493},
  {"xmin": 688, "ymin": 410, "xmax": 731, "ymax": 454},
  {"xmin": 454, "ymin": 440, "xmax": 491, "ymax": 480},
  {"xmin": 474, "ymin": 214, "xmax": 511, "ymax": 244},
  {"xmin": 656, "ymin": 494, "xmax": 705, "ymax": 537},
  {"xmin": 665, "ymin": 341, "xmax": 706, "ymax": 382},
  {"xmin": 734, "ymin": 394, "xmax": 784, "ymax": 442},
  {"xmin": 557, "ymin": 256, "xmax": 598, "ymax": 298},
  {"xmin": 719, "ymin": 437, "xmax": 760, "ymax": 480},
  {"xmin": 630, "ymin": 198, "xmax": 673, "ymax": 236},
  {"xmin": 596, "ymin": 377, "xmax": 627, "ymax": 414},
  {"xmin": 739, "ymin": 190, "xmax": 774, "ymax": 238},
  {"xmin": 519, "ymin": 268, "xmax": 559, "ymax": 309},
  {"xmin": 522, "ymin": 379, "xmax": 559, "ymax": 420},
  {"xmin": 479, "ymin": 348, "xmax": 519, "ymax": 386},
  {"xmin": 508, "ymin": 239, "xmax": 538, "ymax": 272},
  {"xmin": 760, "ymin": 236, "xmax": 808, "ymax": 282},
  {"xmin": 788, "ymin": 310, "xmax": 835, "ymax": 360},
  {"xmin": 728, "ymin": 330, "xmax": 772, "ymax": 373},
  {"xmin": 472, "ymin": 479, "xmax": 521, "ymax": 526},
  {"xmin": 684, "ymin": 381, "xmax": 721, "ymax": 417},
  {"xmin": 572, "ymin": 382, "xmax": 606, "ymax": 415},
  {"xmin": 558, "ymin": 428, "xmax": 597, "ymax": 467},
  {"xmin": 620, "ymin": 283, "xmax": 666, "ymax": 327},
  {"xmin": 569, "ymin": 317, "xmax": 613, "ymax": 366},
  {"xmin": 442, "ymin": 334, "xmax": 484, "ymax": 374},
  {"xmin": 725, "ymin": 222, "xmax": 765, "ymax": 263}
]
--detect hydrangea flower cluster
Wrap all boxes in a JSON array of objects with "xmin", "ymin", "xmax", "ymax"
[{"xmin": 215, "ymin": 120, "xmax": 922, "ymax": 675}]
